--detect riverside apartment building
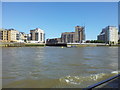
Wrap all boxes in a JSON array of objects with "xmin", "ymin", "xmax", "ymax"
[{"xmin": 97, "ymin": 26, "xmax": 118, "ymax": 44}]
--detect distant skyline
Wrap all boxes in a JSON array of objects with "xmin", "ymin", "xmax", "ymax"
[{"xmin": 2, "ymin": 2, "xmax": 118, "ymax": 40}]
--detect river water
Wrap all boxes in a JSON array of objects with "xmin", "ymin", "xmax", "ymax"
[{"xmin": 2, "ymin": 46, "xmax": 119, "ymax": 88}]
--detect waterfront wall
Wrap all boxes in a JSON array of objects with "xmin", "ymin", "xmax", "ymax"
[
  {"xmin": 0, "ymin": 43, "xmax": 45, "ymax": 47},
  {"xmin": 0, "ymin": 42, "xmax": 119, "ymax": 47}
]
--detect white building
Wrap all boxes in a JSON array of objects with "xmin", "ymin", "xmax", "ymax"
[
  {"xmin": 97, "ymin": 26, "xmax": 118, "ymax": 44},
  {"xmin": 30, "ymin": 28, "xmax": 45, "ymax": 43},
  {"xmin": 106, "ymin": 26, "xmax": 118, "ymax": 44},
  {"xmin": 17, "ymin": 32, "xmax": 27, "ymax": 42},
  {"xmin": 118, "ymin": 34, "xmax": 120, "ymax": 41}
]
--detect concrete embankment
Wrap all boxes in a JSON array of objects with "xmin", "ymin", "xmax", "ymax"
[
  {"xmin": 0, "ymin": 43, "xmax": 120, "ymax": 47},
  {"xmin": 67, "ymin": 43, "xmax": 120, "ymax": 47},
  {"xmin": 0, "ymin": 43, "xmax": 45, "ymax": 47},
  {"xmin": 67, "ymin": 44, "xmax": 97, "ymax": 47},
  {"xmin": 24, "ymin": 43, "xmax": 45, "ymax": 47}
]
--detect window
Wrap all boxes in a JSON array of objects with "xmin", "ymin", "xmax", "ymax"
[
  {"xmin": 35, "ymin": 33, "xmax": 38, "ymax": 41},
  {"xmin": 40, "ymin": 33, "xmax": 42, "ymax": 41}
]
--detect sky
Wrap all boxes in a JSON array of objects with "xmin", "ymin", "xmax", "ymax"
[
  {"xmin": 2, "ymin": 2, "xmax": 118, "ymax": 40},
  {"xmin": 118, "ymin": 1, "xmax": 120, "ymax": 33}
]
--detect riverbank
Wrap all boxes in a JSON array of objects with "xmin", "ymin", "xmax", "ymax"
[
  {"xmin": 67, "ymin": 44, "xmax": 120, "ymax": 47},
  {"xmin": 0, "ymin": 43, "xmax": 120, "ymax": 47},
  {"xmin": 0, "ymin": 43, "xmax": 45, "ymax": 47}
]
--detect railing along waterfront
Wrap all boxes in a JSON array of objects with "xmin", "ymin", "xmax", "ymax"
[{"xmin": 85, "ymin": 74, "xmax": 120, "ymax": 90}]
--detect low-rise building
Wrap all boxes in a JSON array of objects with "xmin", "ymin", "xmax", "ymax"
[
  {"xmin": 30, "ymin": 28, "xmax": 45, "ymax": 43},
  {"xmin": 7, "ymin": 29, "xmax": 19, "ymax": 42},
  {"xmin": 0, "ymin": 28, "xmax": 23, "ymax": 42},
  {"xmin": 75, "ymin": 26, "xmax": 85, "ymax": 43},
  {"xmin": 46, "ymin": 38, "xmax": 61, "ymax": 44},
  {"xmin": 0, "ymin": 29, "xmax": 2, "ymax": 41},
  {"xmin": 0, "ymin": 29, "xmax": 8, "ymax": 42},
  {"xmin": 18, "ymin": 32, "xmax": 27, "ymax": 42},
  {"xmin": 26, "ymin": 34, "xmax": 31, "ymax": 41},
  {"xmin": 97, "ymin": 29, "xmax": 106, "ymax": 42},
  {"xmin": 61, "ymin": 32, "xmax": 75, "ymax": 43},
  {"xmin": 0, "ymin": 28, "xmax": 45, "ymax": 43},
  {"xmin": 118, "ymin": 34, "xmax": 120, "ymax": 42},
  {"xmin": 61, "ymin": 26, "xmax": 85, "ymax": 43},
  {"xmin": 97, "ymin": 26, "xmax": 118, "ymax": 44}
]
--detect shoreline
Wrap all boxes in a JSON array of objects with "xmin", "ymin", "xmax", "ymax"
[
  {"xmin": 0, "ymin": 43, "xmax": 45, "ymax": 47},
  {"xmin": 0, "ymin": 43, "xmax": 120, "ymax": 47}
]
